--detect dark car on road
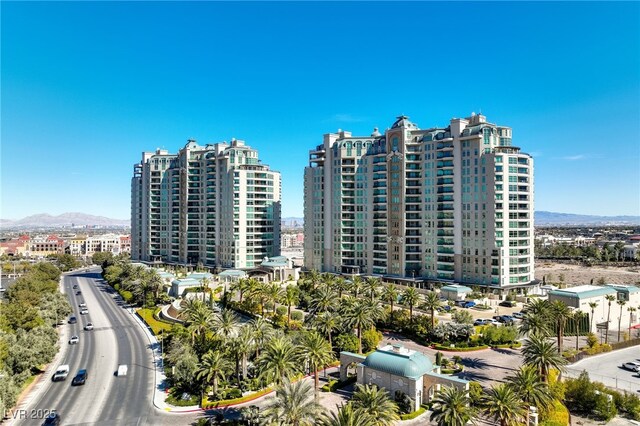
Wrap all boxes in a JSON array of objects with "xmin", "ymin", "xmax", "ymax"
[
  {"xmin": 42, "ymin": 413, "xmax": 60, "ymax": 425},
  {"xmin": 495, "ymin": 315, "xmax": 515, "ymax": 325},
  {"xmin": 499, "ymin": 300, "xmax": 517, "ymax": 307},
  {"xmin": 72, "ymin": 369, "xmax": 87, "ymax": 386},
  {"xmin": 68, "ymin": 316, "xmax": 77, "ymax": 324}
]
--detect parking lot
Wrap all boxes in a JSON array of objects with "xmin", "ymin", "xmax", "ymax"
[{"xmin": 565, "ymin": 345, "xmax": 640, "ymax": 393}]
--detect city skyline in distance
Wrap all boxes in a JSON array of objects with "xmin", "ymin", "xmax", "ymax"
[{"xmin": 2, "ymin": 2, "xmax": 639, "ymax": 220}]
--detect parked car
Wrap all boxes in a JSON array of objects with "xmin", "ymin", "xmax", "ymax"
[
  {"xmin": 84, "ymin": 323, "xmax": 94, "ymax": 331},
  {"xmin": 512, "ymin": 311, "xmax": 525, "ymax": 319},
  {"xmin": 498, "ymin": 315, "xmax": 515, "ymax": 325},
  {"xmin": 72, "ymin": 369, "xmax": 87, "ymax": 386},
  {"xmin": 622, "ymin": 361, "xmax": 640, "ymax": 372},
  {"xmin": 499, "ymin": 300, "xmax": 517, "ymax": 307},
  {"xmin": 474, "ymin": 318, "xmax": 489, "ymax": 326},
  {"xmin": 69, "ymin": 335, "xmax": 79, "ymax": 345},
  {"xmin": 80, "ymin": 309, "xmax": 89, "ymax": 315},
  {"xmin": 462, "ymin": 301, "xmax": 476, "ymax": 308}
]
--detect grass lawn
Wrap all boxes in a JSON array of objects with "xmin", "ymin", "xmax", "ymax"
[{"xmin": 136, "ymin": 308, "xmax": 174, "ymax": 334}]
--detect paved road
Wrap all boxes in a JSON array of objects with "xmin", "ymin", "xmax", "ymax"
[
  {"xmin": 15, "ymin": 270, "xmax": 202, "ymax": 426},
  {"xmin": 566, "ymin": 345, "xmax": 640, "ymax": 393}
]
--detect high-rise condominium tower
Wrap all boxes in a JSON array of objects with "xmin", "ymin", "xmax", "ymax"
[
  {"xmin": 304, "ymin": 114, "xmax": 535, "ymax": 289},
  {"xmin": 132, "ymin": 139, "xmax": 281, "ymax": 269}
]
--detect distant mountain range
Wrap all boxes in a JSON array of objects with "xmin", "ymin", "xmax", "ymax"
[
  {"xmin": 534, "ymin": 211, "xmax": 639, "ymax": 226},
  {"xmin": 1, "ymin": 211, "xmax": 637, "ymax": 230},
  {"xmin": 0, "ymin": 213, "xmax": 130, "ymax": 229}
]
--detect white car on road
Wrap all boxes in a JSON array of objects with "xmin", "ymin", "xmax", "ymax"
[
  {"xmin": 622, "ymin": 361, "xmax": 640, "ymax": 372},
  {"xmin": 69, "ymin": 335, "xmax": 79, "ymax": 345},
  {"xmin": 80, "ymin": 309, "xmax": 89, "ymax": 315},
  {"xmin": 84, "ymin": 323, "xmax": 94, "ymax": 331}
]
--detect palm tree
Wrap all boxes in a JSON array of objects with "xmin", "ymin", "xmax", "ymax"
[
  {"xmin": 350, "ymin": 276, "xmax": 364, "ymax": 297},
  {"xmin": 305, "ymin": 269, "xmax": 321, "ymax": 291},
  {"xmin": 588, "ymin": 301, "xmax": 599, "ymax": 332},
  {"xmin": 482, "ymin": 384, "xmax": 527, "ymax": 426},
  {"xmin": 617, "ymin": 299, "xmax": 627, "ymax": 342},
  {"xmin": 550, "ymin": 300, "xmax": 572, "ymax": 353},
  {"xmin": 350, "ymin": 384, "xmax": 400, "ymax": 426},
  {"xmin": 309, "ymin": 310, "xmax": 339, "ymax": 347},
  {"xmin": 344, "ymin": 299, "xmax": 376, "ymax": 354},
  {"xmin": 284, "ymin": 285, "xmax": 300, "ymax": 327},
  {"xmin": 319, "ymin": 273, "xmax": 335, "ymax": 291},
  {"xmin": 572, "ymin": 310, "xmax": 584, "ymax": 351},
  {"xmin": 506, "ymin": 365, "xmax": 553, "ymax": 413},
  {"xmin": 264, "ymin": 281, "xmax": 284, "ymax": 317},
  {"xmin": 382, "ymin": 284, "xmax": 399, "ymax": 327},
  {"xmin": 364, "ymin": 277, "xmax": 381, "ymax": 302},
  {"xmin": 196, "ymin": 350, "xmax": 232, "ymax": 400},
  {"xmin": 519, "ymin": 299, "xmax": 552, "ymax": 337},
  {"xmin": 262, "ymin": 378, "xmax": 324, "ymax": 426},
  {"xmin": 249, "ymin": 317, "xmax": 272, "ymax": 358},
  {"xmin": 605, "ymin": 294, "xmax": 616, "ymax": 344},
  {"xmin": 310, "ymin": 285, "xmax": 339, "ymax": 316},
  {"xmin": 300, "ymin": 331, "xmax": 335, "ymax": 398},
  {"xmin": 335, "ymin": 277, "xmax": 348, "ymax": 299},
  {"xmin": 232, "ymin": 325, "xmax": 254, "ymax": 380},
  {"xmin": 212, "ymin": 308, "xmax": 241, "ymax": 340},
  {"xmin": 184, "ymin": 304, "xmax": 214, "ymax": 346},
  {"xmin": 422, "ymin": 291, "xmax": 441, "ymax": 330},
  {"xmin": 628, "ymin": 306, "xmax": 637, "ymax": 339},
  {"xmin": 521, "ymin": 334, "xmax": 567, "ymax": 383},
  {"xmin": 401, "ymin": 287, "xmax": 421, "ymax": 324},
  {"xmin": 258, "ymin": 333, "xmax": 300, "ymax": 386},
  {"xmin": 230, "ymin": 277, "xmax": 251, "ymax": 303},
  {"xmin": 319, "ymin": 403, "xmax": 375, "ymax": 426},
  {"xmin": 430, "ymin": 386, "xmax": 477, "ymax": 426}
]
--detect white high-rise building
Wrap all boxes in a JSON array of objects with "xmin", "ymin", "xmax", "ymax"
[
  {"xmin": 132, "ymin": 139, "xmax": 281, "ymax": 269},
  {"xmin": 304, "ymin": 114, "xmax": 535, "ymax": 290}
]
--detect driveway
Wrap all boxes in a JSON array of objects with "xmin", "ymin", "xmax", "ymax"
[{"xmin": 382, "ymin": 332, "xmax": 523, "ymax": 387}]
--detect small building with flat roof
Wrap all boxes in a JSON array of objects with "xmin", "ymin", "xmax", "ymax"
[
  {"xmin": 549, "ymin": 284, "xmax": 639, "ymax": 333},
  {"xmin": 440, "ymin": 284, "xmax": 473, "ymax": 301},
  {"xmin": 170, "ymin": 278, "xmax": 201, "ymax": 298}
]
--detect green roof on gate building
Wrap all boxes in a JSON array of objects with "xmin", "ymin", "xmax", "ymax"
[{"xmin": 362, "ymin": 345, "xmax": 433, "ymax": 380}]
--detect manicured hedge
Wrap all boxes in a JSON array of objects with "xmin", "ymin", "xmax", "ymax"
[
  {"xmin": 432, "ymin": 344, "xmax": 489, "ymax": 352},
  {"xmin": 202, "ymin": 387, "xmax": 273, "ymax": 409},
  {"xmin": 400, "ymin": 405, "xmax": 429, "ymax": 420}
]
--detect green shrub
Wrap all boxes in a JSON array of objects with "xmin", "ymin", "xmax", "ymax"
[
  {"xmin": 120, "ymin": 290, "xmax": 133, "ymax": 303},
  {"xmin": 541, "ymin": 399, "xmax": 570, "ymax": 425},
  {"xmin": 586, "ymin": 332, "xmax": 598, "ymax": 348},
  {"xmin": 594, "ymin": 393, "xmax": 617, "ymax": 421},
  {"xmin": 335, "ymin": 333, "xmax": 359, "ymax": 353},
  {"xmin": 435, "ymin": 351, "xmax": 443, "ymax": 366},
  {"xmin": 321, "ymin": 376, "xmax": 356, "ymax": 392},
  {"xmin": 468, "ymin": 382, "xmax": 484, "ymax": 406},
  {"xmin": 362, "ymin": 328, "xmax": 383, "ymax": 353},
  {"xmin": 290, "ymin": 311, "xmax": 303, "ymax": 321},
  {"xmin": 275, "ymin": 306, "xmax": 287, "ymax": 316},
  {"xmin": 399, "ymin": 406, "xmax": 426, "ymax": 420}
]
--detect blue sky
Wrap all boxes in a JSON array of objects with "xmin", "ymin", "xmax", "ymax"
[{"xmin": 2, "ymin": 1, "xmax": 639, "ymax": 220}]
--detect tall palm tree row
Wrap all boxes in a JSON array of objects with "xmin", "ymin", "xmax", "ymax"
[
  {"xmin": 401, "ymin": 286, "xmax": 421, "ymax": 324},
  {"xmin": 343, "ymin": 298, "xmax": 377, "ymax": 354}
]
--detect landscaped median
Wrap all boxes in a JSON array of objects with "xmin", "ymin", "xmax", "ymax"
[{"xmin": 431, "ymin": 343, "xmax": 490, "ymax": 351}]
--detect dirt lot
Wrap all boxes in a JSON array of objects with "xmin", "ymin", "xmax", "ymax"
[{"xmin": 535, "ymin": 261, "xmax": 640, "ymax": 286}]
